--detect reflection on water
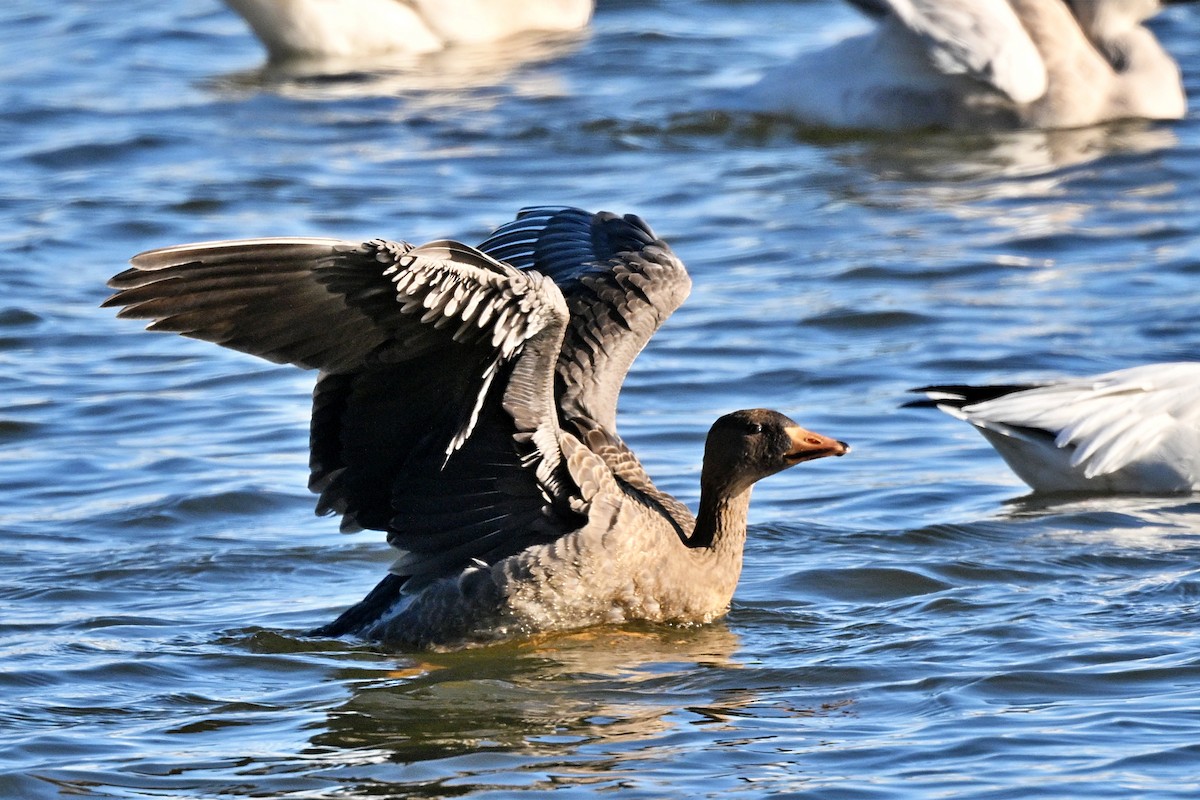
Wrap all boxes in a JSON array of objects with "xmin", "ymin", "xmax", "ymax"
[
  {"xmin": 843, "ymin": 123, "xmax": 1182, "ymax": 183},
  {"xmin": 5, "ymin": 0, "xmax": 1200, "ymax": 798},
  {"xmin": 1003, "ymin": 494, "xmax": 1200, "ymax": 549},
  {"xmin": 300, "ymin": 625, "xmax": 773, "ymax": 793},
  {"xmin": 215, "ymin": 32, "xmax": 587, "ymax": 103},
  {"xmin": 288, "ymin": 622, "xmax": 860, "ymax": 796}
]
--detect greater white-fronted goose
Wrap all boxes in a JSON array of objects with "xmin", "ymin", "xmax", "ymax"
[
  {"xmin": 223, "ymin": 0, "xmax": 593, "ymax": 61},
  {"xmin": 728, "ymin": 0, "xmax": 1186, "ymax": 130},
  {"xmin": 106, "ymin": 207, "xmax": 849, "ymax": 649},
  {"xmin": 907, "ymin": 362, "xmax": 1200, "ymax": 493}
]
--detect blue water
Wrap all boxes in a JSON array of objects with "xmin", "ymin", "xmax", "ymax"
[{"xmin": 4, "ymin": 1, "xmax": 1200, "ymax": 797}]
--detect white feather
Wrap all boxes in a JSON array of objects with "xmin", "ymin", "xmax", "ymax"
[
  {"xmin": 921, "ymin": 363, "xmax": 1200, "ymax": 493},
  {"xmin": 723, "ymin": 0, "xmax": 1184, "ymax": 131}
]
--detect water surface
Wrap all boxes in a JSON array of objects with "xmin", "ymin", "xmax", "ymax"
[{"xmin": 3, "ymin": 1, "xmax": 1200, "ymax": 797}]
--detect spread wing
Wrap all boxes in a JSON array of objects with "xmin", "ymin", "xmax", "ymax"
[
  {"xmin": 476, "ymin": 206, "xmax": 694, "ymax": 532},
  {"xmin": 476, "ymin": 206, "xmax": 692, "ymax": 433},
  {"xmin": 848, "ymin": 0, "xmax": 1047, "ymax": 103},
  {"xmin": 909, "ymin": 363, "xmax": 1200, "ymax": 489},
  {"xmin": 106, "ymin": 234, "xmax": 583, "ymax": 584}
]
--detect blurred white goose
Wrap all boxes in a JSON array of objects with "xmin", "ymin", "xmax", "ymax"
[
  {"xmin": 908, "ymin": 363, "xmax": 1200, "ymax": 493},
  {"xmin": 732, "ymin": 0, "xmax": 1186, "ymax": 130},
  {"xmin": 224, "ymin": 0, "xmax": 593, "ymax": 60}
]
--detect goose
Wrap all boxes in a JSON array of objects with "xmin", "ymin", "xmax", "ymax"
[
  {"xmin": 907, "ymin": 362, "xmax": 1200, "ymax": 493},
  {"xmin": 222, "ymin": 0, "xmax": 593, "ymax": 61},
  {"xmin": 729, "ymin": 0, "xmax": 1186, "ymax": 130},
  {"xmin": 105, "ymin": 206, "xmax": 849, "ymax": 649}
]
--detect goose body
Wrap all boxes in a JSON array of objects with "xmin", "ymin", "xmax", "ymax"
[
  {"xmin": 908, "ymin": 363, "xmax": 1200, "ymax": 493},
  {"xmin": 106, "ymin": 207, "xmax": 848, "ymax": 649},
  {"xmin": 223, "ymin": 0, "xmax": 593, "ymax": 60},
  {"xmin": 731, "ymin": 0, "xmax": 1185, "ymax": 130}
]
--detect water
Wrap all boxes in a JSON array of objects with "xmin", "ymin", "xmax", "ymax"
[{"xmin": 4, "ymin": 0, "xmax": 1200, "ymax": 797}]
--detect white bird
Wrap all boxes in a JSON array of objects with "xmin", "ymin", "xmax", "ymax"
[
  {"xmin": 223, "ymin": 0, "xmax": 593, "ymax": 61},
  {"xmin": 907, "ymin": 363, "xmax": 1200, "ymax": 494},
  {"xmin": 729, "ymin": 0, "xmax": 1186, "ymax": 130}
]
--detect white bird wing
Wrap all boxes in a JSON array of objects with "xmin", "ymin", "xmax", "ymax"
[
  {"xmin": 848, "ymin": 0, "xmax": 1048, "ymax": 103},
  {"xmin": 956, "ymin": 363, "xmax": 1200, "ymax": 485}
]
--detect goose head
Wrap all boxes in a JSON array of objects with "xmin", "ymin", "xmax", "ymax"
[{"xmin": 701, "ymin": 408, "xmax": 849, "ymax": 497}]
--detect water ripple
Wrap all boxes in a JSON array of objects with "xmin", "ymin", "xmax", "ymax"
[{"xmin": 4, "ymin": 0, "xmax": 1200, "ymax": 798}]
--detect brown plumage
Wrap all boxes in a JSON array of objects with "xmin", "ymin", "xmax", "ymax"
[{"xmin": 105, "ymin": 206, "xmax": 848, "ymax": 650}]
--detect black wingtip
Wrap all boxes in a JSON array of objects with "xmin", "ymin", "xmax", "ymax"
[
  {"xmin": 903, "ymin": 383, "xmax": 1040, "ymax": 410},
  {"xmin": 309, "ymin": 572, "xmax": 409, "ymax": 638}
]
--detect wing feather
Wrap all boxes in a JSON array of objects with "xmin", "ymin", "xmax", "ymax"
[
  {"xmin": 477, "ymin": 206, "xmax": 692, "ymax": 433},
  {"xmin": 107, "ymin": 231, "xmax": 583, "ymax": 585},
  {"xmin": 910, "ymin": 363, "xmax": 1200, "ymax": 492},
  {"xmin": 853, "ymin": 0, "xmax": 1048, "ymax": 103}
]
